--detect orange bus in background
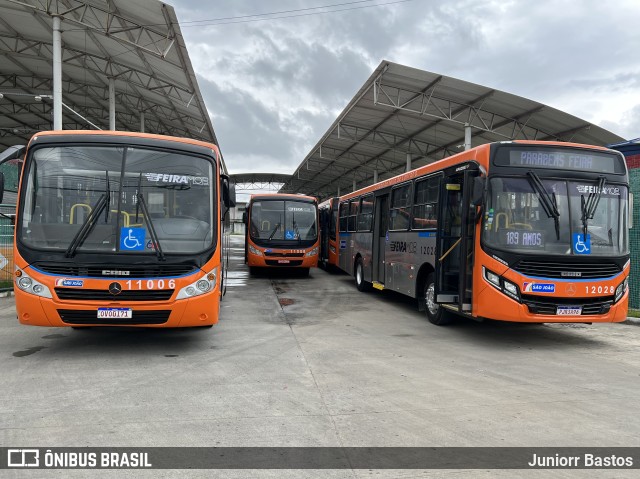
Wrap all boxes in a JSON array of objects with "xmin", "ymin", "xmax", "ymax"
[
  {"xmin": 336, "ymin": 140, "xmax": 630, "ymax": 325},
  {"xmin": 1, "ymin": 130, "xmax": 235, "ymax": 328},
  {"xmin": 244, "ymin": 193, "xmax": 319, "ymax": 275},
  {"xmin": 318, "ymin": 197, "xmax": 339, "ymax": 269}
]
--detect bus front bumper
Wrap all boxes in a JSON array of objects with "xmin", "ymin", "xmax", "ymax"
[
  {"xmin": 474, "ymin": 285, "xmax": 629, "ymax": 323},
  {"xmin": 15, "ymin": 290, "xmax": 221, "ymax": 328}
]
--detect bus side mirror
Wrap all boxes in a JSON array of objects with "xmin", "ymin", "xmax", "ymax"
[
  {"xmin": 0, "ymin": 144, "xmax": 26, "ymax": 204},
  {"xmin": 471, "ymin": 177, "xmax": 486, "ymax": 206},
  {"xmin": 221, "ymin": 175, "xmax": 236, "ymax": 208},
  {"xmin": 242, "ymin": 211, "xmax": 247, "ymax": 225},
  {"xmin": 629, "ymin": 193, "xmax": 634, "ymax": 229}
]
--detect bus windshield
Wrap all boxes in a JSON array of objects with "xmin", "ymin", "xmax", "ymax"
[
  {"xmin": 19, "ymin": 145, "xmax": 215, "ymax": 254},
  {"xmin": 482, "ymin": 177, "xmax": 628, "ymax": 256},
  {"xmin": 250, "ymin": 200, "xmax": 317, "ymax": 242}
]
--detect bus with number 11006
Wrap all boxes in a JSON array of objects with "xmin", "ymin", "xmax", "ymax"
[
  {"xmin": 336, "ymin": 140, "xmax": 630, "ymax": 325},
  {"xmin": 0, "ymin": 130, "xmax": 235, "ymax": 328}
]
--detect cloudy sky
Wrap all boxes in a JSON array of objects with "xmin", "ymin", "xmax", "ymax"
[{"xmin": 167, "ymin": 0, "xmax": 640, "ymax": 177}]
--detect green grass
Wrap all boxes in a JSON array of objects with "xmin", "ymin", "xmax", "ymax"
[
  {"xmin": 0, "ymin": 280, "xmax": 13, "ymax": 290},
  {"xmin": 628, "ymin": 309, "xmax": 640, "ymax": 318}
]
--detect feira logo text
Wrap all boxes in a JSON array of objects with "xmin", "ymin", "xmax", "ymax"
[{"xmin": 143, "ymin": 173, "xmax": 209, "ymax": 185}]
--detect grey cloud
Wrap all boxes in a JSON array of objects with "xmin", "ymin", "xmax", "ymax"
[{"xmin": 170, "ymin": 0, "xmax": 640, "ymax": 175}]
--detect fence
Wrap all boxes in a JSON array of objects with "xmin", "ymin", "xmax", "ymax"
[{"xmin": 0, "ymin": 204, "xmax": 15, "ymax": 292}]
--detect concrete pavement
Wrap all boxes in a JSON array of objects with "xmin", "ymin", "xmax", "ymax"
[{"xmin": 1, "ymin": 235, "xmax": 639, "ymax": 478}]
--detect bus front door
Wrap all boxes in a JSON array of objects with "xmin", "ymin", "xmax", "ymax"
[
  {"xmin": 436, "ymin": 170, "xmax": 476, "ymax": 313},
  {"xmin": 373, "ymin": 193, "xmax": 389, "ymax": 284}
]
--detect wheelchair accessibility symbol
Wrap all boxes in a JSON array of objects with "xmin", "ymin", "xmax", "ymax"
[
  {"xmin": 120, "ymin": 227, "xmax": 146, "ymax": 251},
  {"xmin": 572, "ymin": 233, "xmax": 591, "ymax": 255}
]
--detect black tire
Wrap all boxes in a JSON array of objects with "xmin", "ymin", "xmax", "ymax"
[
  {"xmin": 300, "ymin": 268, "xmax": 310, "ymax": 277},
  {"xmin": 424, "ymin": 273, "xmax": 453, "ymax": 325},
  {"xmin": 249, "ymin": 266, "xmax": 258, "ymax": 275},
  {"xmin": 355, "ymin": 258, "xmax": 372, "ymax": 292}
]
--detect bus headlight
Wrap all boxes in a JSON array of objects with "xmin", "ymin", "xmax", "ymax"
[
  {"xmin": 305, "ymin": 247, "xmax": 319, "ymax": 257},
  {"xmin": 615, "ymin": 277, "xmax": 629, "ymax": 302},
  {"xmin": 14, "ymin": 268, "xmax": 52, "ymax": 299},
  {"xmin": 248, "ymin": 244, "xmax": 262, "ymax": 256},
  {"xmin": 483, "ymin": 267, "xmax": 520, "ymax": 301},
  {"xmin": 502, "ymin": 280, "xmax": 520, "ymax": 301},
  {"xmin": 176, "ymin": 268, "xmax": 218, "ymax": 299},
  {"xmin": 483, "ymin": 268, "xmax": 501, "ymax": 287}
]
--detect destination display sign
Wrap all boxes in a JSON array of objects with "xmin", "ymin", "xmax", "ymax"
[
  {"xmin": 499, "ymin": 230, "xmax": 545, "ymax": 248},
  {"xmin": 495, "ymin": 148, "xmax": 624, "ymax": 174}
]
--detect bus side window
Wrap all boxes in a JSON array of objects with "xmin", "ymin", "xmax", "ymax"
[
  {"xmin": 412, "ymin": 177, "xmax": 438, "ymax": 229},
  {"xmin": 390, "ymin": 183, "xmax": 411, "ymax": 231},
  {"xmin": 339, "ymin": 202, "xmax": 349, "ymax": 232}
]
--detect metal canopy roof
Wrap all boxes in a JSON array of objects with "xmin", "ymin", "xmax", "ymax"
[
  {"xmin": 280, "ymin": 60, "xmax": 625, "ymax": 199},
  {"xmin": 230, "ymin": 173, "xmax": 293, "ymax": 191},
  {"xmin": 0, "ymin": 0, "xmax": 218, "ymax": 154}
]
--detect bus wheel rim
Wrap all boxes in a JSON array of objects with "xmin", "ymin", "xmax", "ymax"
[{"xmin": 426, "ymin": 283, "xmax": 438, "ymax": 316}]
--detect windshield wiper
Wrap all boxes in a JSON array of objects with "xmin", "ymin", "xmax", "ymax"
[
  {"xmin": 526, "ymin": 171, "xmax": 560, "ymax": 240},
  {"xmin": 136, "ymin": 193, "xmax": 165, "ymax": 261},
  {"xmin": 268, "ymin": 222, "xmax": 281, "ymax": 240},
  {"xmin": 581, "ymin": 176, "xmax": 606, "ymax": 238},
  {"xmin": 65, "ymin": 194, "xmax": 108, "ymax": 258},
  {"xmin": 292, "ymin": 212, "xmax": 301, "ymax": 244},
  {"xmin": 65, "ymin": 170, "xmax": 111, "ymax": 258},
  {"xmin": 104, "ymin": 170, "xmax": 110, "ymax": 223}
]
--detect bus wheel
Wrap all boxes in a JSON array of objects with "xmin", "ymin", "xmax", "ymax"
[
  {"xmin": 355, "ymin": 258, "xmax": 372, "ymax": 292},
  {"xmin": 424, "ymin": 274, "xmax": 452, "ymax": 325},
  {"xmin": 300, "ymin": 268, "xmax": 310, "ymax": 277}
]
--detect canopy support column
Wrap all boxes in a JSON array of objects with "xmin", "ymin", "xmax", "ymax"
[
  {"xmin": 52, "ymin": 15, "xmax": 62, "ymax": 130},
  {"xmin": 109, "ymin": 78, "xmax": 116, "ymax": 130}
]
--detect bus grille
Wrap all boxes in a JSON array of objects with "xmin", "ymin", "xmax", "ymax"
[
  {"xmin": 265, "ymin": 260, "xmax": 303, "ymax": 267},
  {"xmin": 34, "ymin": 262, "xmax": 198, "ymax": 278},
  {"xmin": 514, "ymin": 260, "xmax": 621, "ymax": 279},
  {"xmin": 521, "ymin": 295, "xmax": 613, "ymax": 315},
  {"xmin": 58, "ymin": 309, "xmax": 170, "ymax": 325},
  {"xmin": 264, "ymin": 252, "xmax": 305, "ymax": 257},
  {"xmin": 55, "ymin": 288, "xmax": 174, "ymax": 301}
]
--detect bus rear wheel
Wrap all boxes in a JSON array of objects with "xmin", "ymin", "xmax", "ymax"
[
  {"xmin": 355, "ymin": 258, "xmax": 372, "ymax": 292},
  {"xmin": 424, "ymin": 273, "xmax": 452, "ymax": 325}
]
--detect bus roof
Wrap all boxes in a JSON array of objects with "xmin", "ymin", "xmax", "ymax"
[
  {"xmin": 27, "ymin": 130, "xmax": 220, "ymax": 155},
  {"xmin": 250, "ymin": 193, "xmax": 317, "ymax": 203},
  {"xmin": 338, "ymin": 140, "xmax": 616, "ymax": 202}
]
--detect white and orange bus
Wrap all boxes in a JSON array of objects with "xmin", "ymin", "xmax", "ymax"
[
  {"xmin": 337, "ymin": 140, "xmax": 630, "ymax": 325},
  {"xmin": 0, "ymin": 130, "xmax": 235, "ymax": 328},
  {"xmin": 318, "ymin": 197, "xmax": 339, "ymax": 269},
  {"xmin": 244, "ymin": 193, "xmax": 319, "ymax": 275}
]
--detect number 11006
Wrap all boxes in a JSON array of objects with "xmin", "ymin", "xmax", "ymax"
[{"xmin": 125, "ymin": 279, "xmax": 176, "ymax": 290}]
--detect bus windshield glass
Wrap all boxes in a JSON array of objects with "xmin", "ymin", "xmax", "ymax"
[
  {"xmin": 19, "ymin": 145, "xmax": 215, "ymax": 254},
  {"xmin": 482, "ymin": 177, "xmax": 628, "ymax": 256},
  {"xmin": 250, "ymin": 200, "xmax": 317, "ymax": 242}
]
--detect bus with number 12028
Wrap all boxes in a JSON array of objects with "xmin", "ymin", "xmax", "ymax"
[
  {"xmin": 0, "ymin": 130, "xmax": 235, "ymax": 328},
  {"xmin": 336, "ymin": 140, "xmax": 630, "ymax": 325},
  {"xmin": 244, "ymin": 193, "xmax": 319, "ymax": 275}
]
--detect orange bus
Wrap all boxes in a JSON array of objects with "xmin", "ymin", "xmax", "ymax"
[
  {"xmin": 318, "ymin": 197, "xmax": 339, "ymax": 269},
  {"xmin": 244, "ymin": 193, "xmax": 319, "ymax": 275},
  {"xmin": 337, "ymin": 140, "xmax": 630, "ymax": 325},
  {"xmin": 0, "ymin": 130, "xmax": 235, "ymax": 328}
]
